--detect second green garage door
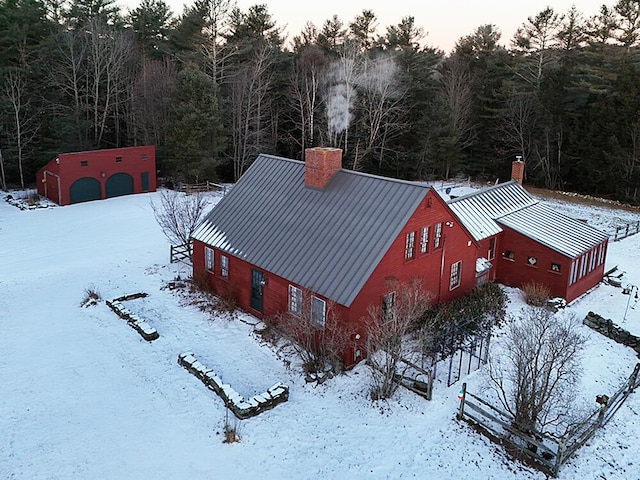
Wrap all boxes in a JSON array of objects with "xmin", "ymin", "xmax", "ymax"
[{"xmin": 105, "ymin": 173, "xmax": 133, "ymax": 198}]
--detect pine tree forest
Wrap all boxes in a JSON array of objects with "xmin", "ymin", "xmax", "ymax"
[{"xmin": 1, "ymin": 0, "xmax": 640, "ymax": 202}]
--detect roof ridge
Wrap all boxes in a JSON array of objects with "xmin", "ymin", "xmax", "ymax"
[
  {"xmin": 447, "ymin": 179, "xmax": 533, "ymax": 204},
  {"xmin": 256, "ymin": 153, "xmax": 431, "ymax": 190}
]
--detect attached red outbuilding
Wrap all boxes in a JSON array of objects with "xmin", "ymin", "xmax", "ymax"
[{"xmin": 36, "ymin": 146, "xmax": 156, "ymax": 206}]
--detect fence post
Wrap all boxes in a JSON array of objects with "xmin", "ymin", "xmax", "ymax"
[
  {"xmin": 457, "ymin": 382, "xmax": 467, "ymax": 420},
  {"xmin": 553, "ymin": 440, "xmax": 566, "ymax": 477},
  {"xmin": 170, "ymin": 245, "xmax": 174, "ymax": 263}
]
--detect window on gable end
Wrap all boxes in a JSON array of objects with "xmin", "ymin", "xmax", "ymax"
[
  {"xmin": 433, "ymin": 223, "xmax": 442, "ymax": 249},
  {"xmin": 405, "ymin": 231, "xmax": 416, "ymax": 260},
  {"xmin": 450, "ymin": 261, "xmax": 462, "ymax": 290},
  {"xmin": 419, "ymin": 226, "xmax": 429, "ymax": 254}
]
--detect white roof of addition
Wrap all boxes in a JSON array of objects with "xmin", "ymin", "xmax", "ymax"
[
  {"xmin": 447, "ymin": 181, "xmax": 536, "ymax": 242},
  {"xmin": 448, "ymin": 180, "xmax": 609, "ymax": 258}
]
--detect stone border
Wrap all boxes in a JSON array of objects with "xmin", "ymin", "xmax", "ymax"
[
  {"xmin": 583, "ymin": 312, "xmax": 640, "ymax": 355},
  {"xmin": 178, "ymin": 352, "xmax": 289, "ymax": 419},
  {"xmin": 106, "ymin": 293, "xmax": 159, "ymax": 341}
]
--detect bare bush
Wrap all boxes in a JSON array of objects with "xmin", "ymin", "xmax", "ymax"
[
  {"xmin": 151, "ymin": 190, "xmax": 210, "ymax": 259},
  {"xmin": 487, "ymin": 307, "xmax": 586, "ymax": 434},
  {"xmin": 81, "ymin": 285, "xmax": 101, "ymax": 308},
  {"xmin": 275, "ymin": 292, "xmax": 354, "ymax": 382},
  {"xmin": 365, "ymin": 278, "xmax": 433, "ymax": 400},
  {"xmin": 522, "ymin": 281, "xmax": 551, "ymax": 307},
  {"xmin": 222, "ymin": 408, "xmax": 240, "ymax": 443}
]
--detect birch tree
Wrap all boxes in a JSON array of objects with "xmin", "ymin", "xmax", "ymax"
[{"xmin": 2, "ymin": 70, "xmax": 39, "ymax": 188}]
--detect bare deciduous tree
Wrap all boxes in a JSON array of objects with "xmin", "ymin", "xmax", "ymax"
[
  {"xmin": 355, "ymin": 54, "xmax": 406, "ymax": 171},
  {"xmin": 2, "ymin": 70, "xmax": 39, "ymax": 189},
  {"xmin": 487, "ymin": 307, "xmax": 586, "ymax": 434},
  {"xmin": 230, "ymin": 44, "xmax": 275, "ymax": 180},
  {"xmin": 151, "ymin": 190, "xmax": 211, "ymax": 258},
  {"xmin": 438, "ymin": 55, "xmax": 476, "ymax": 178},
  {"xmin": 365, "ymin": 278, "xmax": 432, "ymax": 400},
  {"xmin": 288, "ymin": 45, "xmax": 326, "ymax": 157}
]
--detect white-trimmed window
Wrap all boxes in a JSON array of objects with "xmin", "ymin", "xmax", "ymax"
[
  {"xmin": 433, "ymin": 223, "xmax": 442, "ymax": 249},
  {"xmin": 205, "ymin": 247, "xmax": 214, "ymax": 272},
  {"xmin": 527, "ymin": 256, "xmax": 537, "ymax": 267},
  {"xmin": 450, "ymin": 260, "xmax": 462, "ymax": 290},
  {"xmin": 311, "ymin": 296, "xmax": 326, "ymax": 327},
  {"xmin": 288, "ymin": 285, "xmax": 302, "ymax": 316},
  {"xmin": 419, "ymin": 227, "xmax": 429, "ymax": 254},
  {"xmin": 405, "ymin": 231, "xmax": 416, "ymax": 260},
  {"xmin": 550, "ymin": 263, "xmax": 561, "ymax": 272},
  {"xmin": 220, "ymin": 255, "xmax": 229, "ymax": 278},
  {"xmin": 381, "ymin": 292, "xmax": 396, "ymax": 323}
]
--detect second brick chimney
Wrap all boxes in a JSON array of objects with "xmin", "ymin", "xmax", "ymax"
[
  {"xmin": 304, "ymin": 147, "xmax": 342, "ymax": 189},
  {"xmin": 511, "ymin": 157, "xmax": 525, "ymax": 185}
]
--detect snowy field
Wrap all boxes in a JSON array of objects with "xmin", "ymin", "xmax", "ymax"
[{"xmin": 1, "ymin": 188, "xmax": 640, "ymax": 480}]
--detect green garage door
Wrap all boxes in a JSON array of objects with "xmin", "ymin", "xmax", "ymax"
[
  {"xmin": 69, "ymin": 177, "xmax": 101, "ymax": 204},
  {"xmin": 105, "ymin": 173, "xmax": 133, "ymax": 198}
]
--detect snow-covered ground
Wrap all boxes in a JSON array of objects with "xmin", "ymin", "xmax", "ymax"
[{"xmin": 1, "ymin": 188, "xmax": 640, "ymax": 480}]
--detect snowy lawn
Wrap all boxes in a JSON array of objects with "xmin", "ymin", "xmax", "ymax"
[{"xmin": 1, "ymin": 189, "xmax": 640, "ymax": 479}]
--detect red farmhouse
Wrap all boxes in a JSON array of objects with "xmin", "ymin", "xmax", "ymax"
[
  {"xmin": 36, "ymin": 146, "xmax": 156, "ymax": 205},
  {"xmin": 192, "ymin": 147, "xmax": 479, "ymax": 364},
  {"xmin": 192, "ymin": 148, "xmax": 609, "ymax": 364}
]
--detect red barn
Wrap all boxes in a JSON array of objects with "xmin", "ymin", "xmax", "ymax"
[
  {"xmin": 192, "ymin": 148, "xmax": 480, "ymax": 365},
  {"xmin": 36, "ymin": 146, "xmax": 156, "ymax": 205},
  {"xmin": 448, "ymin": 164, "xmax": 609, "ymax": 303}
]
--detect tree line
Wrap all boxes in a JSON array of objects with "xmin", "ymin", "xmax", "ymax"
[{"xmin": 1, "ymin": 0, "xmax": 639, "ymax": 202}]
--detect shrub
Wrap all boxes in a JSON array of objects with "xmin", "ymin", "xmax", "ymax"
[
  {"xmin": 222, "ymin": 408, "xmax": 240, "ymax": 443},
  {"xmin": 81, "ymin": 285, "xmax": 101, "ymax": 307},
  {"xmin": 522, "ymin": 281, "xmax": 551, "ymax": 307}
]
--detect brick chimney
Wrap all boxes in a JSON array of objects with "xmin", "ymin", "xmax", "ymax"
[
  {"xmin": 304, "ymin": 147, "xmax": 342, "ymax": 189},
  {"xmin": 511, "ymin": 157, "xmax": 525, "ymax": 185}
]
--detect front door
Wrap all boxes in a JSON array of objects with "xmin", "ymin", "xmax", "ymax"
[{"xmin": 250, "ymin": 269, "xmax": 264, "ymax": 313}]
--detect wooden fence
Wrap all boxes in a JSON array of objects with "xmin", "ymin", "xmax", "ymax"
[
  {"xmin": 609, "ymin": 221, "xmax": 640, "ymax": 242},
  {"xmin": 170, "ymin": 242, "xmax": 191, "ymax": 264},
  {"xmin": 457, "ymin": 363, "xmax": 640, "ymax": 477},
  {"xmin": 176, "ymin": 181, "xmax": 227, "ymax": 195}
]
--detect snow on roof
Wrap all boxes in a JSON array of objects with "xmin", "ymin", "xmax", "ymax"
[
  {"xmin": 448, "ymin": 180, "xmax": 608, "ymax": 257},
  {"xmin": 497, "ymin": 202, "xmax": 609, "ymax": 258},
  {"xmin": 447, "ymin": 181, "xmax": 536, "ymax": 242}
]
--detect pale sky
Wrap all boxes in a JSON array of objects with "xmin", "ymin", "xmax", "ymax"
[{"xmin": 124, "ymin": 0, "xmax": 609, "ymax": 52}]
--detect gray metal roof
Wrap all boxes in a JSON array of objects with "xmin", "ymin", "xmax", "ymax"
[
  {"xmin": 447, "ymin": 181, "xmax": 537, "ymax": 241},
  {"xmin": 497, "ymin": 202, "xmax": 609, "ymax": 258},
  {"xmin": 192, "ymin": 154, "xmax": 431, "ymax": 307},
  {"xmin": 447, "ymin": 180, "xmax": 608, "ymax": 258}
]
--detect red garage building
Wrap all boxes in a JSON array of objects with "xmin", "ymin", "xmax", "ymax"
[{"xmin": 36, "ymin": 146, "xmax": 156, "ymax": 205}]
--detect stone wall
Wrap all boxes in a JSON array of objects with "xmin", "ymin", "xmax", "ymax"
[
  {"xmin": 178, "ymin": 352, "xmax": 289, "ymax": 419},
  {"xmin": 583, "ymin": 312, "xmax": 640, "ymax": 354}
]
